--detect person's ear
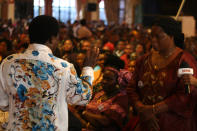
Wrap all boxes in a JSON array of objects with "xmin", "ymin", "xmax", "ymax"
[{"xmin": 169, "ymin": 36, "xmax": 174, "ymax": 41}]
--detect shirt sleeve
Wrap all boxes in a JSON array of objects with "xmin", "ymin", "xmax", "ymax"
[
  {"xmin": 0, "ymin": 62, "xmax": 9, "ymax": 111},
  {"xmin": 66, "ymin": 64, "xmax": 94, "ymax": 106}
]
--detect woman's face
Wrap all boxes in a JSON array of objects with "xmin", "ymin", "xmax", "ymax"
[
  {"xmin": 76, "ymin": 53, "xmax": 85, "ymax": 68},
  {"xmin": 117, "ymin": 41, "xmax": 125, "ymax": 51},
  {"xmin": 81, "ymin": 41, "xmax": 91, "ymax": 52},
  {"xmin": 96, "ymin": 53, "xmax": 106, "ymax": 69},
  {"xmin": 128, "ymin": 60, "xmax": 136, "ymax": 73},
  {"xmin": 101, "ymin": 69, "xmax": 118, "ymax": 91},
  {"xmin": 124, "ymin": 44, "xmax": 134, "ymax": 55},
  {"xmin": 63, "ymin": 40, "xmax": 73, "ymax": 51},
  {"xmin": 151, "ymin": 26, "xmax": 172, "ymax": 53}
]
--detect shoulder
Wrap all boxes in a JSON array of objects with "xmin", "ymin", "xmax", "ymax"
[
  {"xmin": 2, "ymin": 52, "xmax": 73, "ymax": 70},
  {"xmin": 31, "ymin": 51, "xmax": 72, "ymax": 69},
  {"xmin": 179, "ymin": 50, "xmax": 197, "ymax": 69},
  {"xmin": 180, "ymin": 50, "xmax": 197, "ymax": 64},
  {"xmin": 51, "ymin": 57, "xmax": 73, "ymax": 70},
  {"xmin": 181, "ymin": 50, "xmax": 195, "ymax": 59}
]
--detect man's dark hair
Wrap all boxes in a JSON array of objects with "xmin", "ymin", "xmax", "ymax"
[
  {"xmin": 80, "ymin": 19, "xmax": 86, "ymax": 26},
  {"xmin": 152, "ymin": 16, "xmax": 185, "ymax": 49},
  {"xmin": 59, "ymin": 23, "xmax": 67, "ymax": 29},
  {"xmin": 104, "ymin": 54, "xmax": 125, "ymax": 70},
  {"xmin": 28, "ymin": 15, "xmax": 59, "ymax": 44}
]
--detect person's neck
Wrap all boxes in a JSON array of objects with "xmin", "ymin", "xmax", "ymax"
[
  {"xmin": 159, "ymin": 45, "xmax": 176, "ymax": 59},
  {"xmin": 45, "ymin": 41, "xmax": 56, "ymax": 53}
]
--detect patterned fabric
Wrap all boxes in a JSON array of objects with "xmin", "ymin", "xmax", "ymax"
[
  {"xmin": 93, "ymin": 65, "xmax": 103, "ymax": 87},
  {"xmin": 0, "ymin": 44, "xmax": 94, "ymax": 131},
  {"xmin": 0, "ymin": 110, "xmax": 8, "ymax": 129},
  {"xmin": 86, "ymin": 90, "xmax": 128, "ymax": 130},
  {"xmin": 127, "ymin": 48, "xmax": 197, "ymax": 131},
  {"xmin": 87, "ymin": 90, "xmax": 127, "ymax": 116}
]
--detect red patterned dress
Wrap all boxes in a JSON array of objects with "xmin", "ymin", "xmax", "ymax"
[{"xmin": 127, "ymin": 48, "xmax": 197, "ymax": 131}]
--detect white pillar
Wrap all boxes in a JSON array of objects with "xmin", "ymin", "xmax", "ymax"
[
  {"xmin": 76, "ymin": 0, "xmax": 86, "ymax": 20},
  {"xmin": 175, "ymin": 16, "xmax": 196, "ymax": 37},
  {"xmin": 125, "ymin": 0, "xmax": 133, "ymax": 26},
  {"xmin": 8, "ymin": 0, "xmax": 15, "ymax": 21}
]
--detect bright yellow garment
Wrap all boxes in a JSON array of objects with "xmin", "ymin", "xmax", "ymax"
[{"xmin": 93, "ymin": 65, "xmax": 103, "ymax": 86}]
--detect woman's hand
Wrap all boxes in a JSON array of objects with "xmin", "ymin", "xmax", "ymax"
[
  {"xmin": 135, "ymin": 102, "xmax": 161, "ymax": 131},
  {"xmin": 181, "ymin": 75, "xmax": 197, "ymax": 87}
]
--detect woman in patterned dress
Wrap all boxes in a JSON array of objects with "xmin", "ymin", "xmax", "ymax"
[{"xmin": 127, "ymin": 16, "xmax": 197, "ymax": 131}]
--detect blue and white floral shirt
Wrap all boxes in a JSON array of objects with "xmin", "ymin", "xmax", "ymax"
[{"xmin": 0, "ymin": 44, "xmax": 94, "ymax": 131}]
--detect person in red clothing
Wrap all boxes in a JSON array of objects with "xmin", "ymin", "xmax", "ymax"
[
  {"xmin": 127, "ymin": 16, "xmax": 197, "ymax": 131},
  {"xmin": 70, "ymin": 54, "xmax": 128, "ymax": 131},
  {"xmin": 102, "ymin": 42, "xmax": 115, "ymax": 54}
]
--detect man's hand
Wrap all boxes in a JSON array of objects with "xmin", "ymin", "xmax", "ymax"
[{"xmin": 84, "ymin": 47, "xmax": 99, "ymax": 67}]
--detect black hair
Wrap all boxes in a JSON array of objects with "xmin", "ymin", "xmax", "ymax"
[
  {"xmin": 152, "ymin": 16, "xmax": 185, "ymax": 49},
  {"xmin": 73, "ymin": 20, "xmax": 79, "ymax": 25},
  {"xmin": 28, "ymin": 15, "xmax": 59, "ymax": 44},
  {"xmin": 104, "ymin": 54, "xmax": 125, "ymax": 70},
  {"xmin": 59, "ymin": 23, "xmax": 67, "ymax": 29},
  {"xmin": 80, "ymin": 19, "xmax": 86, "ymax": 26},
  {"xmin": 99, "ymin": 49, "xmax": 108, "ymax": 54}
]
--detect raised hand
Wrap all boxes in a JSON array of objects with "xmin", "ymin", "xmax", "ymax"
[{"xmin": 84, "ymin": 47, "xmax": 99, "ymax": 67}]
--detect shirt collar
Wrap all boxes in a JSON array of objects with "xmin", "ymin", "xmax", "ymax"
[{"xmin": 26, "ymin": 43, "xmax": 53, "ymax": 54}]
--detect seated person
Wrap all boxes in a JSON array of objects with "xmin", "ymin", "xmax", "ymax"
[{"xmin": 74, "ymin": 55, "xmax": 129, "ymax": 131}]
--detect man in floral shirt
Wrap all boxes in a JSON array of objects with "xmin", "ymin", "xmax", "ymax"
[{"xmin": 0, "ymin": 15, "xmax": 99, "ymax": 131}]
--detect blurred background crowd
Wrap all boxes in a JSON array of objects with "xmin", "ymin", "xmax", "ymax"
[{"xmin": 0, "ymin": 17, "xmax": 196, "ymax": 130}]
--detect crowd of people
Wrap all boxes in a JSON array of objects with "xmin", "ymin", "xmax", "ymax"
[{"xmin": 0, "ymin": 15, "xmax": 197, "ymax": 131}]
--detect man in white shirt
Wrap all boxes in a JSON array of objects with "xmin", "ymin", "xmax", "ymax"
[{"xmin": 0, "ymin": 15, "xmax": 99, "ymax": 131}]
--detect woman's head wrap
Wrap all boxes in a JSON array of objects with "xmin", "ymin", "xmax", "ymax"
[{"xmin": 104, "ymin": 67, "xmax": 132, "ymax": 87}]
